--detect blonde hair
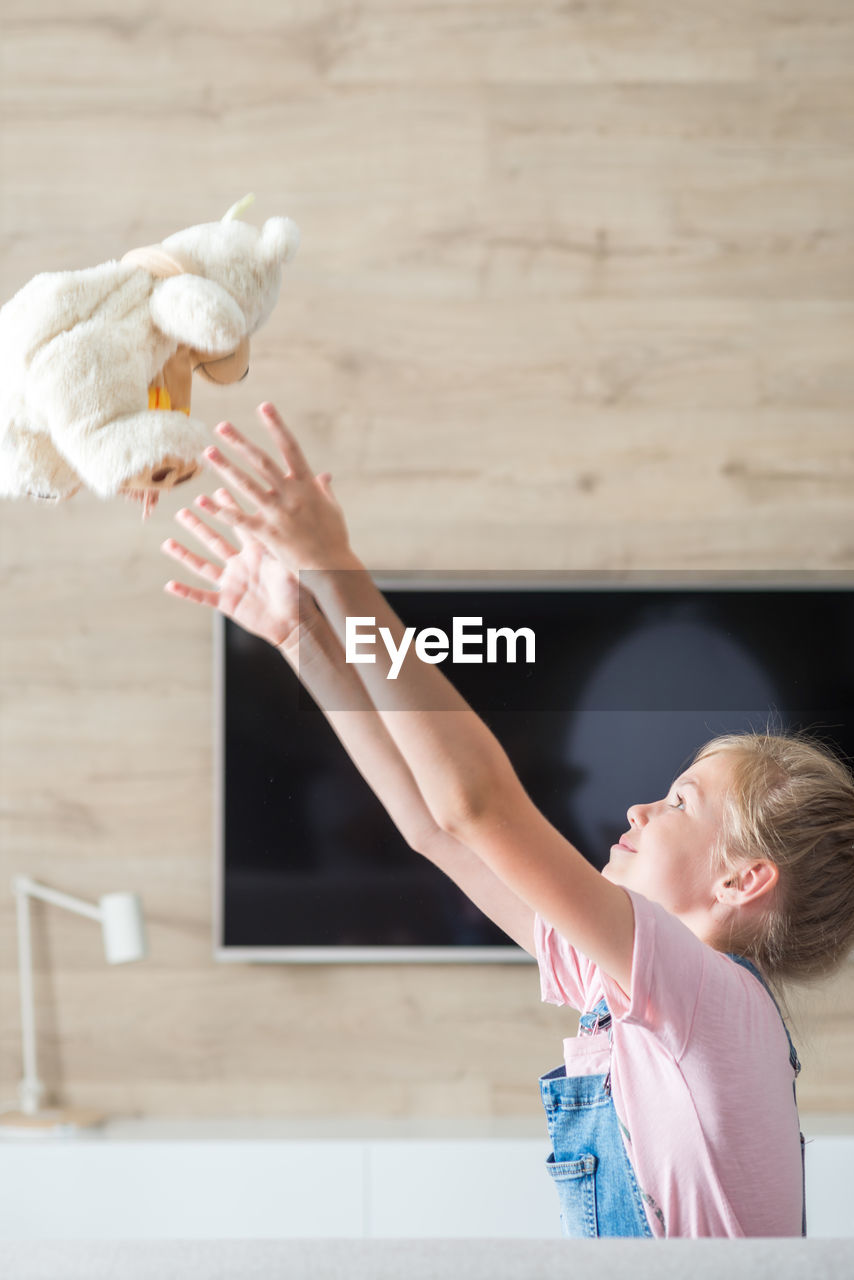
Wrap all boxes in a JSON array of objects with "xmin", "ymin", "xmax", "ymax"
[{"xmin": 693, "ymin": 732, "xmax": 854, "ymax": 986}]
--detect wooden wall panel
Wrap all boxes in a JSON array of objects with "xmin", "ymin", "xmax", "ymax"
[{"xmin": 1, "ymin": 1, "xmax": 853, "ymax": 1121}]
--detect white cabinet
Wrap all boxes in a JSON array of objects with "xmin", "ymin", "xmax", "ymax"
[
  {"xmin": 2, "ymin": 1141, "xmax": 365, "ymax": 1240},
  {"xmin": 0, "ymin": 1123, "xmax": 556, "ymax": 1241},
  {"xmin": 0, "ymin": 1121, "xmax": 852, "ymax": 1240},
  {"xmin": 368, "ymin": 1140, "xmax": 556, "ymax": 1238}
]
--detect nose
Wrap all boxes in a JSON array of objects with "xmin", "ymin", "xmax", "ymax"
[{"xmin": 627, "ymin": 802, "xmax": 650, "ymax": 827}]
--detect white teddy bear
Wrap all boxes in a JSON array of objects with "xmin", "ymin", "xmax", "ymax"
[{"xmin": 0, "ymin": 195, "xmax": 299, "ymax": 511}]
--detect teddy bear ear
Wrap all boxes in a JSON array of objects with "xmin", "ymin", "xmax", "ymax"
[{"xmin": 261, "ymin": 216, "xmax": 300, "ymax": 266}]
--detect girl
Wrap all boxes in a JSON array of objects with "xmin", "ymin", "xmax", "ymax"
[{"xmin": 162, "ymin": 403, "xmax": 854, "ymax": 1239}]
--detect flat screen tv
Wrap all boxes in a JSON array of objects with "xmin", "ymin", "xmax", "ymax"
[{"xmin": 214, "ymin": 574, "xmax": 854, "ymax": 962}]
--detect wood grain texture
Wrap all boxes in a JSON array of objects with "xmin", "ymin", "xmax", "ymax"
[{"xmin": 1, "ymin": 0, "xmax": 853, "ymax": 1121}]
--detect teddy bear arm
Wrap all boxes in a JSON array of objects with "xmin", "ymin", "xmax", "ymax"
[
  {"xmin": 27, "ymin": 327, "xmax": 208, "ymax": 497},
  {"xmin": 149, "ymin": 276, "xmax": 247, "ymax": 356},
  {"xmin": 63, "ymin": 408, "xmax": 208, "ymax": 497}
]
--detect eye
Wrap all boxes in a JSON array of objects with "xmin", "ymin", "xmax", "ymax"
[{"xmin": 669, "ymin": 793, "xmax": 686, "ymax": 811}]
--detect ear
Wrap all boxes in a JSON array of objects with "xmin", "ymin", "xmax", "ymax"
[
  {"xmin": 150, "ymin": 277, "xmax": 247, "ymax": 354},
  {"xmin": 716, "ymin": 859, "xmax": 779, "ymax": 908},
  {"xmin": 260, "ymin": 216, "xmax": 300, "ymax": 266}
]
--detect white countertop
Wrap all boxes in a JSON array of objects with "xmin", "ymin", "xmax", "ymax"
[
  {"xmin": 7, "ymin": 1111, "xmax": 854, "ymax": 1141},
  {"xmin": 52, "ymin": 1114, "xmax": 549, "ymax": 1141}
]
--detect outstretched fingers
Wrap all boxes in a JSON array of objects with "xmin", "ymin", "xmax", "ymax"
[
  {"xmin": 161, "ymin": 503, "xmax": 245, "ymax": 604},
  {"xmin": 175, "ymin": 504, "xmax": 239, "ymax": 561},
  {"xmin": 161, "ymin": 531, "xmax": 221, "ymax": 607},
  {"xmin": 193, "ymin": 489, "xmax": 263, "ymax": 535},
  {"xmin": 203, "ymin": 440, "xmax": 273, "ymax": 509},
  {"xmin": 164, "ymin": 578, "xmax": 220, "ymax": 608},
  {"xmin": 212, "ymin": 421, "xmax": 286, "ymax": 493},
  {"xmin": 257, "ymin": 402, "xmax": 312, "ymax": 480},
  {"xmin": 161, "ymin": 532, "xmax": 221, "ymax": 581},
  {"xmin": 213, "ymin": 487, "xmax": 245, "ymax": 516}
]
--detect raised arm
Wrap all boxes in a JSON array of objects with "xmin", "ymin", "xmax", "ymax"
[
  {"xmin": 161, "ymin": 501, "xmax": 536, "ymax": 953},
  {"xmin": 195, "ymin": 405, "xmax": 635, "ymax": 993}
]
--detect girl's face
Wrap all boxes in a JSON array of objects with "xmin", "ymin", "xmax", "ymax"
[{"xmin": 602, "ymin": 751, "xmax": 737, "ymax": 940}]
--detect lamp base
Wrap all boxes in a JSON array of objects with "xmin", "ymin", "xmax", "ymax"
[{"xmin": 0, "ymin": 1106, "xmax": 105, "ymax": 1138}]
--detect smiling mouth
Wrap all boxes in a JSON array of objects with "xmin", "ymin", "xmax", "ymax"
[{"xmin": 615, "ymin": 836, "xmax": 636, "ymax": 853}]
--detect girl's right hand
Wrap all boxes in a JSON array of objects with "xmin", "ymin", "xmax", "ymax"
[
  {"xmin": 161, "ymin": 492, "xmax": 319, "ymax": 649},
  {"xmin": 197, "ymin": 403, "xmax": 354, "ymax": 576}
]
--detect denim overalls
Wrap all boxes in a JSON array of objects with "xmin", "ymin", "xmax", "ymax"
[{"xmin": 539, "ymin": 954, "xmax": 806, "ymax": 1238}]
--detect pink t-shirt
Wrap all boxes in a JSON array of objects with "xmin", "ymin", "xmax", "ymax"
[{"xmin": 534, "ymin": 889, "xmax": 804, "ymax": 1238}]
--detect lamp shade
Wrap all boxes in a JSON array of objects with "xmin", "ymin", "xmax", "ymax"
[{"xmin": 99, "ymin": 892, "xmax": 147, "ymax": 964}]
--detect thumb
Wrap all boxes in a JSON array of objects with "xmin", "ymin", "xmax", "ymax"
[{"xmin": 316, "ymin": 471, "xmax": 338, "ymax": 502}]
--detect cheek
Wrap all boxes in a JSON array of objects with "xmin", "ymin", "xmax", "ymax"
[{"xmin": 668, "ymin": 847, "xmax": 715, "ymax": 899}]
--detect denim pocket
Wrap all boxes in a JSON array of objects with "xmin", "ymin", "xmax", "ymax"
[{"xmin": 545, "ymin": 1151, "xmax": 598, "ymax": 1237}]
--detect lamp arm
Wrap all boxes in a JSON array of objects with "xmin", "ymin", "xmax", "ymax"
[{"xmin": 14, "ymin": 875, "xmax": 102, "ymax": 922}]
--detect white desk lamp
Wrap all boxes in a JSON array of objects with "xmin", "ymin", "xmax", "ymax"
[{"xmin": 0, "ymin": 875, "xmax": 148, "ymax": 1136}]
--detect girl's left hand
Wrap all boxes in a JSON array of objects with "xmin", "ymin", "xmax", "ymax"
[
  {"xmin": 161, "ymin": 491, "xmax": 322, "ymax": 648},
  {"xmin": 197, "ymin": 403, "xmax": 354, "ymax": 574}
]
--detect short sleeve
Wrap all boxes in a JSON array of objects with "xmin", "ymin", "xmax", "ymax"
[
  {"xmin": 598, "ymin": 889, "xmax": 707, "ymax": 1061},
  {"xmin": 534, "ymin": 912, "xmax": 598, "ymax": 1010},
  {"xmin": 535, "ymin": 891, "xmax": 707, "ymax": 1061}
]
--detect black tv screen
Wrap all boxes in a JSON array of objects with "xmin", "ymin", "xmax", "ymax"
[{"xmin": 214, "ymin": 576, "xmax": 854, "ymax": 961}]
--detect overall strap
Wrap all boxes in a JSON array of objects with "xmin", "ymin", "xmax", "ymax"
[
  {"xmin": 726, "ymin": 954, "xmax": 800, "ymax": 1075},
  {"xmin": 727, "ymin": 953, "xmax": 806, "ymax": 1238},
  {"xmin": 578, "ymin": 997, "xmax": 613, "ymax": 1094},
  {"xmin": 579, "ymin": 997, "xmax": 612, "ymax": 1036}
]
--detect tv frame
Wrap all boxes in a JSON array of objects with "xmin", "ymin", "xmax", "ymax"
[{"xmin": 212, "ymin": 571, "xmax": 854, "ymax": 964}]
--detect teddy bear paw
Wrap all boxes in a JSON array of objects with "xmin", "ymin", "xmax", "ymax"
[{"xmin": 120, "ymin": 454, "xmax": 200, "ymax": 494}]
